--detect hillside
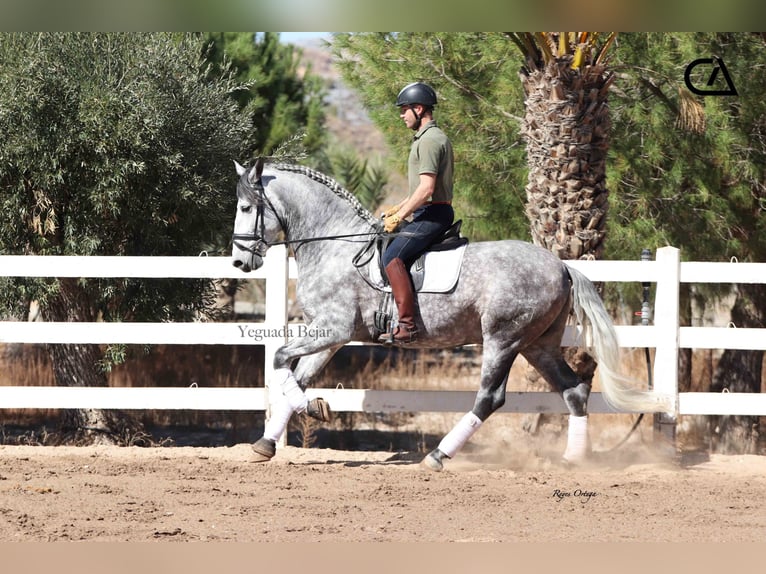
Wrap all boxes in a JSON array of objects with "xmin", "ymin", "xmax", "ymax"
[{"xmin": 294, "ymin": 39, "xmax": 407, "ymax": 200}]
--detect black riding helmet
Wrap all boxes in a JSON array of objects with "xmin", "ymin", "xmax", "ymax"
[
  {"xmin": 396, "ymin": 82, "xmax": 438, "ymax": 109},
  {"xmin": 396, "ymin": 82, "xmax": 437, "ymax": 130}
]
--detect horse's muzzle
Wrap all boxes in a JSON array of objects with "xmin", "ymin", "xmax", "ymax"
[{"xmin": 232, "ymin": 253, "xmax": 263, "ymax": 273}]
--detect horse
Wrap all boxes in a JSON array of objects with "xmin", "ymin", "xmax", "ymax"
[{"xmin": 231, "ymin": 158, "xmax": 672, "ymax": 471}]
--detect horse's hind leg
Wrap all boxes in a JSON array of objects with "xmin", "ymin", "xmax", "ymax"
[
  {"xmin": 423, "ymin": 342, "xmax": 518, "ymax": 472},
  {"xmin": 522, "ymin": 343, "xmax": 592, "ymax": 464}
]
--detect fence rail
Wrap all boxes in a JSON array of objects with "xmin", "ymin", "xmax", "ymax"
[{"xmin": 1, "ymin": 246, "xmax": 765, "ymax": 417}]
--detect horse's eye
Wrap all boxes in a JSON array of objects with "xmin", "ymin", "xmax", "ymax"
[{"xmin": 240, "ymin": 205, "xmax": 253, "ymax": 214}]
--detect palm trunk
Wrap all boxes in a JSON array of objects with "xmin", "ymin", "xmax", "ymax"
[
  {"xmin": 521, "ymin": 57, "xmax": 611, "ymax": 259},
  {"xmin": 519, "ymin": 56, "xmax": 612, "ymax": 436}
]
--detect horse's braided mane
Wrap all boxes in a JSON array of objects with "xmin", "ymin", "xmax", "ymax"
[{"xmin": 271, "ymin": 163, "xmax": 380, "ymax": 228}]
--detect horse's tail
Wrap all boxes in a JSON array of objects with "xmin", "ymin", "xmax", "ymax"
[{"xmin": 566, "ymin": 265, "xmax": 674, "ymax": 413}]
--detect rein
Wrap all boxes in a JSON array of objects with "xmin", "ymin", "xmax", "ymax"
[
  {"xmin": 232, "ymin": 168, "xmax": 392, "ymax": 255},
  {"xmin": 266, "ymin": 232, "xmax": 383, "ymax": 250},
  {"xmin": 230, "ymin": 190, "xmax": 386, "ymax": 253},
  {"xmin": 233, "ymin": 214, "xmax": 413, "ymax": 254}
]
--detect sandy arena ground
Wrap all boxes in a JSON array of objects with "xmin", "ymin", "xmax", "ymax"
[{"xmin": 0, "ymin": 437, "xmax": 764, "ymax": 543}]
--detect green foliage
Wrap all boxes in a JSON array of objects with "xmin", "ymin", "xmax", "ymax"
[
  {"xmin": 204, "ymin": 33, "xmax": 385, "ymax": 213},
  {"xmin": 333, "ymin": 33, "xmax": 529, "ymax": 241},
  {"xmin": 322, "ymin": 150, "xmax": 388, "ymax": 212},
  {"xmin": 0, "ymin": 33, "xmax": 254, "ymax": 323},
  {"xmin": 607, "ymin": 33, "xmax": 766, "ymax": 264},
  {"xmin": 335, "ymin": 32, "xmax": 766, "ymax": 267},
  {"xmin": 204, "ymin": 32, "xmax": 326, "ymax": 159}
]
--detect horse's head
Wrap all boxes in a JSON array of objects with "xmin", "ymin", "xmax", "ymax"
[{"xmin": 231, "ymin": 158, "xmax": 283, "ymax": 272}]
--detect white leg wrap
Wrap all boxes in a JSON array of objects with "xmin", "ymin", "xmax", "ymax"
[
  {"xmin": 563, "ymin": 415, "xmax": 589, "ymax": 463},
  {"xmin": 263, "ymin": 395, "xmax": 294, "ymax": 443},
  {"xmin": 437, "ymin": 412, "xmax": 483, "ymax": 458},
  {"xmin": 273, "ymin": 367, "xmax": 308, "ymax": 413}
]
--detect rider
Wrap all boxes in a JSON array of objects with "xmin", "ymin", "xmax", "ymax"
[{"xmin": 380, "ymin": 82, "xmax": 455, "ymax": 344}]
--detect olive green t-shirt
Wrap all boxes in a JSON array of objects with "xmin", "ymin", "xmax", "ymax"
[{"xmin": 408, "ymin": 120, "xmax": 454, "ymax": 203}]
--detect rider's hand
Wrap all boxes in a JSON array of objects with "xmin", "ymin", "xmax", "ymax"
[
  {"xmin": 383, "ymin": 214, "xmax": 401, "ymax": 233},
  {"xmin": 380, "ymin": 205, "xmax": 399, "ymax": 218}
]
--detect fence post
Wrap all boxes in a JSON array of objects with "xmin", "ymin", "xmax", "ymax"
[
  {"xmin": 652, "ymin": 246, "xmax": 680, "ymax": 452},
  {"xmin": 262, "ymin": 245, "xmax": 290, "ymax": 447}
]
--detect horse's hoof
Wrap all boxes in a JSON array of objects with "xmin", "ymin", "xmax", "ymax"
[
  {"xmin": 422, "ymin": 449, "xmax": 447, "ymax": 472},
  {"xmin": 306, "ymin": 397, "xmax": 332, "ymax": 422},
  {"xmin": 561, "ymin": 453, "xmax": 588, "ymax": 467},
  {"xmin": 251, "ymin": 438, "xmax": 276, "ymax": 462}
]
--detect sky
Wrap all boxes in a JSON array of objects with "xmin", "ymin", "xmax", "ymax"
[{"xmin": 278, "ymin": 32, "xmax": 332, "ymax": 44}]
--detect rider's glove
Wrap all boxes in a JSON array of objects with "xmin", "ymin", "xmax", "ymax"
[
  {"xmin": 383, "ymin": 214, "xmax": 401, "ymax": 233},
  {"xmin": 380, "ymin": 205, "xmax": 400, "ymax": 218}
]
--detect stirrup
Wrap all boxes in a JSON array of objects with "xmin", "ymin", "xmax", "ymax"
[
  {"xmin": 377, "ymin": 329, "xmax": 394, "ymax": 345},
  {"xmin": 378, "ymin": 328, "xmax": 418, "ymax": 345},
  {"xmin": 306, "ymin": 397, "xmax": 332, "ymax": 422}
]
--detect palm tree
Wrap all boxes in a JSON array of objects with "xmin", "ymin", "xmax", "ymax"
[
  {"xmin": 507, "ymin": 32, "xmax": 616, "ymax": 260},
  {"xmin": 506, "ymin": 33, "xmax": 617, "ymax": 435}
]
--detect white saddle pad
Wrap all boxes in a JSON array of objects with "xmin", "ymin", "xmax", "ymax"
[{"xmin": 369, "ymin": 244, "xmax": 467, "ymax": 294}]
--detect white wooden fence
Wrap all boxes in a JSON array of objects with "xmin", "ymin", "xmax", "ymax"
[{"xmin": 1, "ymin": 245, "xmax": 765, "ymax": 419}]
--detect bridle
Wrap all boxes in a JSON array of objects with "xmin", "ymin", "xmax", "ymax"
[
  {"xmin": 231, "ymin": 170, "xmax": 386, "ymax": 257},
  {"xmin": 231, "ymin": 174, "xmax": 280, "ymax": 258}
]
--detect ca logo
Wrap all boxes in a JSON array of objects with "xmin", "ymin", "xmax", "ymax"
[{"xmin": 684, "ymin": 57, "xmax": 738, "ymax": 96}]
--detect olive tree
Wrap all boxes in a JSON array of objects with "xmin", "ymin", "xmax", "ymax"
[{"xmin": 0, "ymin": 33, "xmax": 255, "ymax": 443}]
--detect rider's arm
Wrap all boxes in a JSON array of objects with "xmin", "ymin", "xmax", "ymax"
[{"xmin": 395, "ymin": 173, "xmax": 436, "ymax": 219}]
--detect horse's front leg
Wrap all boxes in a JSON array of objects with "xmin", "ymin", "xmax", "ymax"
[{"xmin": 251, "ymin": 332, "xmax": 346, "ymax": 462}]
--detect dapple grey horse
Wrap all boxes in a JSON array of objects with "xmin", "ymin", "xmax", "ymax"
[{"xmin": 231, "ymin": 158, "xmax": 671, "ymax": 471}]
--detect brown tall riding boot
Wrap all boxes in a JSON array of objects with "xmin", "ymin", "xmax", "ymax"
[{"xmin": 380, "ymin": 258, "xmax": 418, "ymax": 344}]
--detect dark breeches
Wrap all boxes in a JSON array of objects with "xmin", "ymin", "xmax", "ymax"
[{"xmin": 382, "ymin": 204, "xmax": 453, "ymax": 267}]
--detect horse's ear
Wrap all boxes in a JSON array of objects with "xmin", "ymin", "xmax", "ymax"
[
  {"xmin": 251, "ymin": 157, "xmax": 265, "ymax": 184},
  {"xmin": 234, "ymin": 160, "xmax": 246, "ymax": 177}
]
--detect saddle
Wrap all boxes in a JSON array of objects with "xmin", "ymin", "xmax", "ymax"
[
  {"xmin": 353, "ymin": 220, "xmax": 469, "ymax": 341},
  {"xmin": 362, "ymin": 219, "xmax": 469, "ymax": 293}
]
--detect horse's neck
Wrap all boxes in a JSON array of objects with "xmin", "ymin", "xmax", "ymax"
[
  {"xmin": 289, "ymin": 201, "xmax": 372, "ymax": 243},
  {"xmin": 274, "ymin": 178, "xmax": 375, "ymax": 269},
  {"xmin": 270, "ymin": 166, "xmax": 377, "ymax": 236}
]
